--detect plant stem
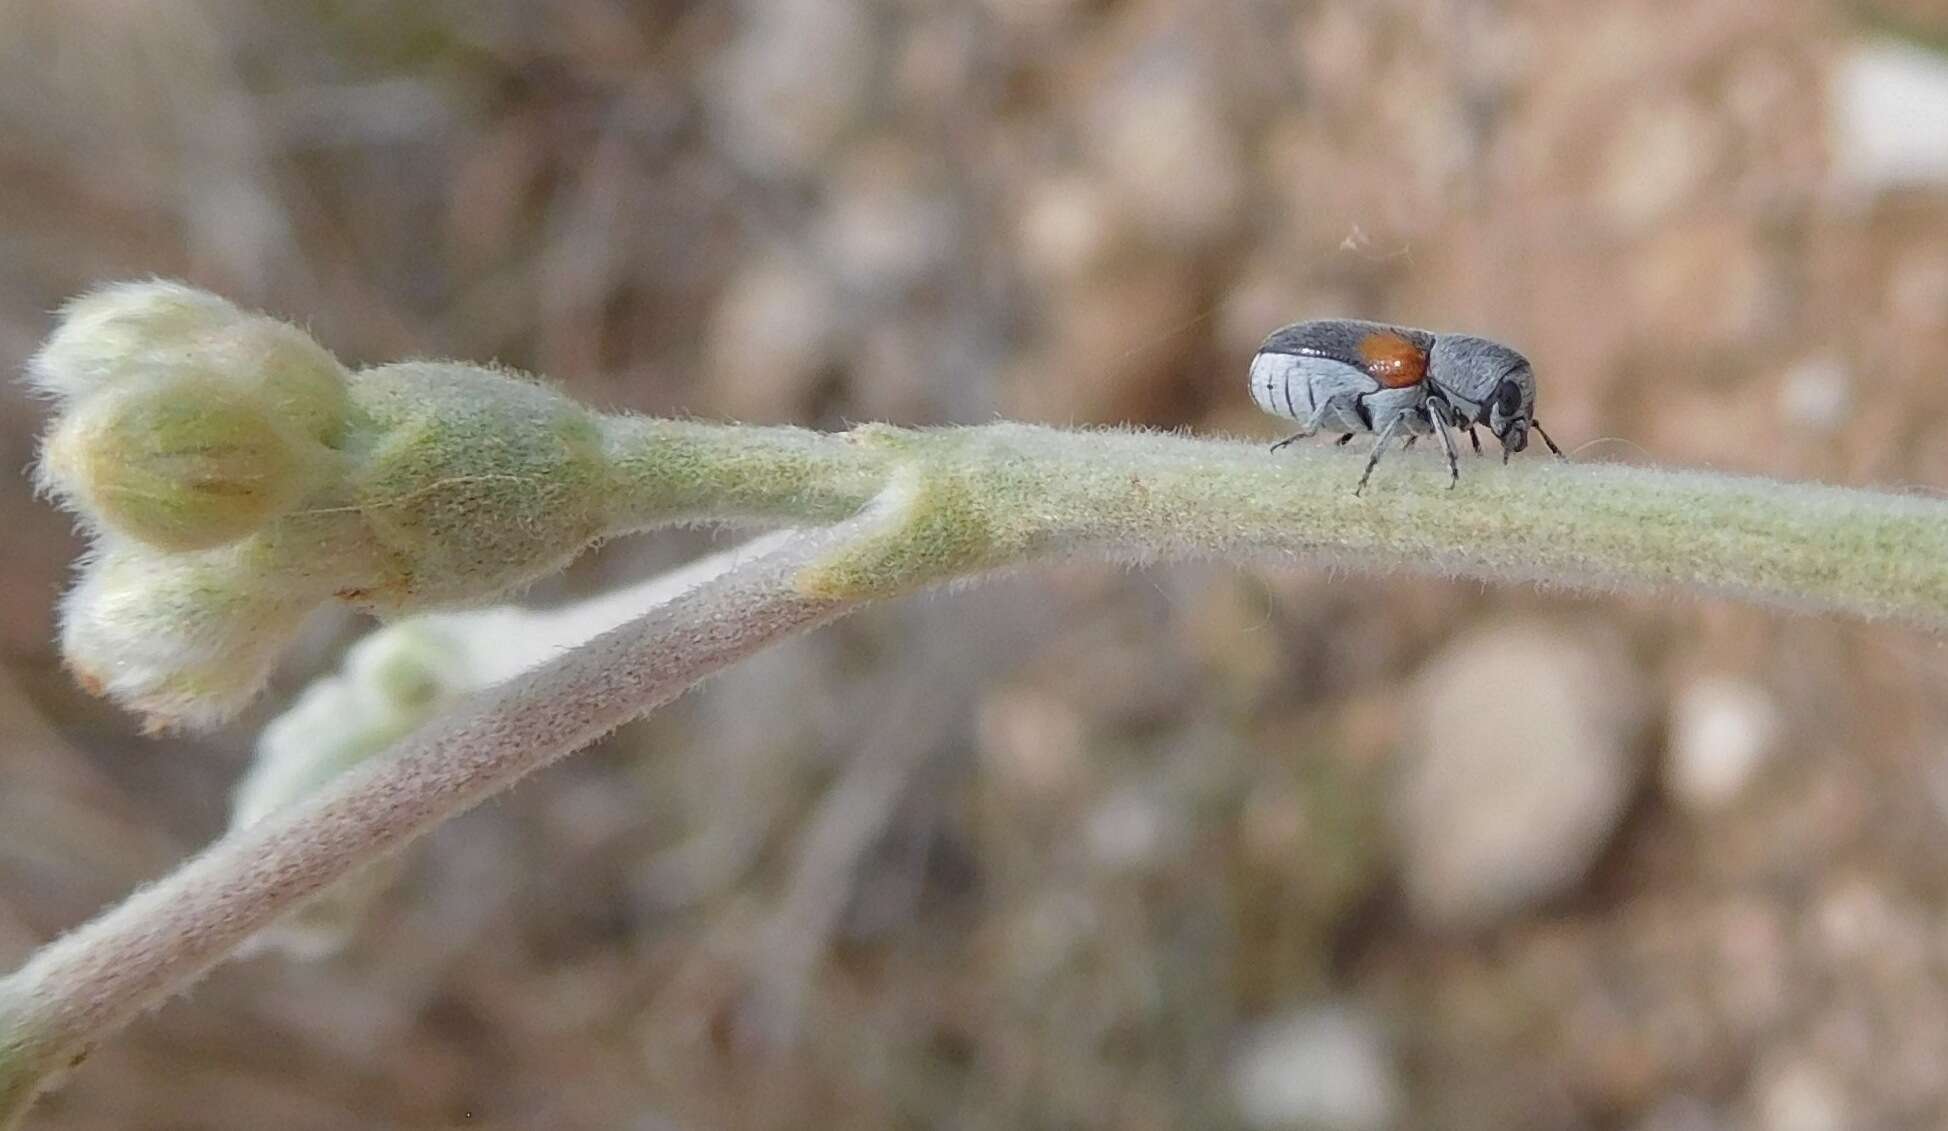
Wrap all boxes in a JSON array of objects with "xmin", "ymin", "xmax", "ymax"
[
  {"xmin": 599, "ymin": 417, "xmax": 892, "ymax": 528},
  {"xmin": 638, "ymin": 418, "xmax": 1948, "ymax": 622},
  {"xmin": 609, "ymin": 420, "xmax": 1948, "ymax": 623},
  {"xmin": 11, "ymin": 419, "xmax": 1948, "ymax": 1124},
  {"xmin": 0, "ymin": 517, "xmax": 874, "ymax": 1127}
]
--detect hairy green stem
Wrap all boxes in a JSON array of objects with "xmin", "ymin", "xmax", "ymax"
[
  {"xmin": 603, "ymin": 419, "xmax": 1948, "ymax": 622},
  {"xmin": 20, "ymin": 283, "xmax": 1948, "ymax": 1123},
  {"xmin": 0, "ymin": 520, "xmax": 868, "ymax": 1128},
  {"xmin": 12, "ymin": 407, "xmax": 1948, "ymax": 1125},
  {"xmin": 599, "ymin": 417, "xmax": 893, "ymax": 527}
]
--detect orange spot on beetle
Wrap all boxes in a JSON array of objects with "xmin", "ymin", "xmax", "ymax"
[{"xmin": 1358, "ymin": 332, "xmax": 1428, "ymax": 388}]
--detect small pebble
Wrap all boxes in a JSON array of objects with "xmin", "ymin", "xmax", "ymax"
[
  {"xmin": 1831, "ymin": 38, "xmax": 1948, "ymax": 194},
  {"xmin": 1665, "ymin": 676, "xmax": 1782, "ymax": 812},
  {"xmin": 1776, "ymin": 358, "xmax": 1853, "ymax": 433},
  {"xmin": 1754, "ymin": 1057, "xmax": 1848, "ymax": 1131},
  {"xmin": 705, "ymin": 0, "xmax": 874, "ymax": 175},
  {"xmin": 1396, "ymin": 621, "xmax": 1647, "ymax": 930},
  {"xmin": 1230, "ymin": 1004, "xmax": 1403, "ymax": 1131}
]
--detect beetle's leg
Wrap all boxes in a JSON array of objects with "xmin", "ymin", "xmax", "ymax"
[
  {"xmin": 1354, "ymin": 415, "xmax": 1407, "ymax": 496},
  {"xmin": 1428, "ymin": 406, "xmax": 1461, "ymax": 489},
  {"xmin": 1336, "ymin": 433, "xmax": 1355, "ymax": 446},
  {"xmin": 1269, "ymin": 402, "xmax": 1338, "ymax": 453},
  {"xmin": 1465, "ymin": 425, "xmax": 1483, "ymax": 455},
  {"xmin": 1402, "ymin": 435, "xmax": 1418, "ymax": 451},
  {"xmin": 1532, "ymin": 419, "xmax": 1566, "ymax": 459}
]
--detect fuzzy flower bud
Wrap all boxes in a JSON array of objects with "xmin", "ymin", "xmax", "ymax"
[
  {"xmin": 43, "ymin": 371, "xmax": 317, "ymax": 552},
  {"xmin": 344, "ymin": 361, "xmax": 611, "ymax": 610},
  {"xmin": 26, "ymin": 281, "xmax": 241, "ymax": 403},
  {"xmin": 32, "ymin": 281, "xmax": 352, "ymax": 552},
  {"xmin": 26, "ymin": 282, "xmax": 846, "ymax": 729},
  {"xmin": 58, "ymin": 539, "xmax": 314, "ymax": 731}
]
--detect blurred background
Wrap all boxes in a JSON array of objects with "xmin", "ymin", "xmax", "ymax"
[{"xmin": 6, "ymin": 1, "xmax": 1948, "ymax": 1127}]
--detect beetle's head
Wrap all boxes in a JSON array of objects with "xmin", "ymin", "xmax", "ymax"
[
  {"xmin": 1449, "ymin": 343, "xmax": 1537, "ymax": 460},
  {"xmin": 1487, "ymin": 362, "xmax": 1537, "ymax": 456},
  {"xmin": 1430, "ymin": 335, "xmax": 1537, "ymax": 459}
]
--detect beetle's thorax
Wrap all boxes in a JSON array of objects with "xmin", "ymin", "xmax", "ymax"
[{"xmin": 1427, "ymin": 334, "xmax": 1531, "ymax": 407}]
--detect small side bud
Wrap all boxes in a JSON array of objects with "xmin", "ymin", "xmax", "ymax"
[
  {"xmin": 238, "ymin": 625, "xmax": 472, "ymax": 825},
  {"xmin": 59, "ymin": 541, "xmax": 313, "ymax": 731},
  {"xmin": 232, "ymin": 623, "xmax": 472, "ymax": 957}
]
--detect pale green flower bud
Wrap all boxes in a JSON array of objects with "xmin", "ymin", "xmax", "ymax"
[
  {"xmin": 27, "ymin": 282, "xmax": 867, "ymax": 728},
  {"xmin": 26, "ymin": 280, "xmax": 241, "ymax": 403},
  {"xmin": 58, "ymin": 539, "xmax": 312, "ymax": 731},
  {"xmin": 32, "ymin": 281, "xmax": 353, "ymax": 552},
  {"xmin": 42, "ymin": 372, "xmax": 321, "ymax": 552},
  {"xmin": 344, "ymin": 361, "xmax": 611, "ymax": 610}
]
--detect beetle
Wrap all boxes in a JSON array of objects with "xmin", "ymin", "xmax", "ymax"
[{"xmin": 1249, "ymin": 319, "xmax": 1564, "ymax": 494}]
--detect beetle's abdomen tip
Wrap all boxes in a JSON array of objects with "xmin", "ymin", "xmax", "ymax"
[{"xmin": 1248, "ymin": 351, "xmax": 1300, "ymax": 419}]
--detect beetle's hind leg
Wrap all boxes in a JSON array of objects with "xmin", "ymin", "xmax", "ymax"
[
  {"xmin": 1269, "ymin": 402, "xmax": 1339, "ymax": 453},
  {"xmin": 1335, "ymin": 433, "xmax": 1354, "ymax": 446},
  {"xmin": 1353, "ymin": 415, "xmax": 1409, "ymax": 496}
]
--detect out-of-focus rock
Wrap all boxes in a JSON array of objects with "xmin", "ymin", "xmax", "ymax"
[
  {"xmin": 1087, "ymin": 55, "xmax": 1242, "ymax": 247},
  {"xmin": 1713, "ymin": 899, "xmax": 1792, "ymax": 1036},
  {"xmin": 1812, "ymin": 874, "xmax": 1920, "ymax": 970},
  {"xmin": 1664, "ymin": 675, "xmax": 1782, "ymax": 812},
  {"xmin": 817, "ymin": 142, "xmax": 956, "ymax": 296},
  {"xmin": 1292, "ymin": 4, "xmax": 1382, "ymax": 106},
  {"xmin": 1084, "ymin": 786, "xmax": 1182, "ymax": 872},
  {"xmin": 1395, "ymin": 621, "xmax": 1647, "ymax": 930},
  {"xmin": 1831, "ymin": 38, "xmax": 1948, "ymax": 195},
  {"xmin": 847, "ymin": 321, "xmax": 934, "ymax": 422},
  {"xmin": 1217, "ymin": 265, "xmax": 1303, "ymax": 360},
  {"xmin": 1630, "ymin": 1097, "xmax": 1728, "ymax": 1131},
  {"xmin": 1776, "ymin": 357, "xmax": 1853, "ymax": 433},
  {"xmin": 1753, "ymin": 1056, "xmax": 1848, "ymax": 1131},
  {"xmin": 1629, "ymin": 220, "xmax": 1774, "ymax": 351},
  {"xmin": 1236, "ymin": 751, "xmax": 1389, "ymax": 985},
  {"xmin": 1229, "ymin": 1004, "xmax": 1403, "ymax": 1131},
  {"xmin": 705, "ymin": 0, "xmax": 874, "ymax": 176},
  {"xmin": 1601, "ymin": 98, "xmax": 1718, "ymax": 228},
  {"xmin": 703, "ymin": 253, "xmax": 840, "ymax": 421},
  {"xmin": 892, "ymin": 10, "xmax": 976, "ymax": 116},
  {"xmin": 1016, "ymin": 174, "xmax": 1118, "ymax": 283},
  {"xmin": 976, "ymin": 685, "xmax": 1091, "ymax": 804}
]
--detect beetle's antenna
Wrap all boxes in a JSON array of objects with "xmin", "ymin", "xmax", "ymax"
[{"xmin": 1533, "ymin": 420, "xmax": 1566, "ymax": 459}]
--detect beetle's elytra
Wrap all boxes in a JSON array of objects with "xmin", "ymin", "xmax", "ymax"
[{"xmin": 1250, "ymin": 319, "xmax": 1564, "ymax": 494}]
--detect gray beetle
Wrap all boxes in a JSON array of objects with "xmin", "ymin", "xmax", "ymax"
[{"xmin": 1249, "ymin": 319, "xmax": 1564, "ymax": 494}]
